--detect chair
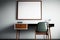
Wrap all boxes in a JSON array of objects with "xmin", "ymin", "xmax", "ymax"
[{"xmin": 35, "ymin": 22, "xmax": 50, "ymax": 40}]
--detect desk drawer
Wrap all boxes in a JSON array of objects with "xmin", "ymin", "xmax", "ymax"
[{"xmin": 15, "ymin": 24, "xmax": 28, "ymax": 30}]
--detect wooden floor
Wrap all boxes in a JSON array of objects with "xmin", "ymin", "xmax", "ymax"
[{"xmin": 0, "ymin": 39, "xmax": 60, "ymax": 40}]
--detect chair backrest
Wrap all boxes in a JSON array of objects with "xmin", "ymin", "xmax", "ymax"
[{"xmin": 36, "ymin": 22, "xmax": 48, "ymax": 32}]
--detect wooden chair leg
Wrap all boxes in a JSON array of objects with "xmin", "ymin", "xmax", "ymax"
[
  {"xmin": 48, "ymin": 30, "xmax": 49, "ymax": 40},
  {"xmin": 46, "ymin": 35, "xmax": 48, "ymax": 40},
  {"xmin": 46, "ymin": 35, "xmax": 49, "ymax": 40},
  {"xmin": 48, "ymin": 35, "xmax": 49, "ymax": 40}
]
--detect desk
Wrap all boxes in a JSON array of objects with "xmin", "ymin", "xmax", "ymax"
[
  {"xmin": 14, "ymin": 23, "xmax": 54, "ymax": 40},
  {"xmin": 14, "ymin": 23, "xmax": 37, "ymax": 40}
]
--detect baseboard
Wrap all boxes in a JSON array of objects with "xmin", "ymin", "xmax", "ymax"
[{"xmin": 0, "ymin": 39, "xmax": 60, "ymax": 40}]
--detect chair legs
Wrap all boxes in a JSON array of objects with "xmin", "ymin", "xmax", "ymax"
[
  {"xmin": 46, "ymin": 35, "xmax": 47, "ymax": 39},
  {"xmin": 46, "ymin": 35, "xmax": 49, "ymax": 40},
  {"xmin": 34, "ymin": 27, "xmax": 51, "ymax": 40},
  {"xmin": 35, "ymin": 34, "xmax": 51, "ymax": 40}
]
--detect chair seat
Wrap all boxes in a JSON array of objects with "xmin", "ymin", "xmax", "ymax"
[{"xmin": 36, "ymin": 31, "xmax": 48, "ymax": 35}]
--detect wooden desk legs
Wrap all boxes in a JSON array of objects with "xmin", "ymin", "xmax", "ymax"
[
  {"xmin": 35, "ymin": 27, "xmax": 36, "ymax": 40},
  {"xmin": 49, "ymin": 27, "xmax": 51, "ymax": 40},
  {"xmin": 16, "ymin": 30, "xmax": 20, "ymax": 40},
  {"xmin": 48, "ymin": 27, "xmax": 51, "ymax": 40}
]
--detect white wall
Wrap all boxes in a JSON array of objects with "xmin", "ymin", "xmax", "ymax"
[
  {"xmin": 0, "ymin": 0, "xmax": 60, "ymax": 39},
  {"xmin": 0, "ymin": 0, "xmax": 16, "ymax": 39},
  {"xmin": 42, "ymin": 0, "xmax": 60, "ymax": 39}
]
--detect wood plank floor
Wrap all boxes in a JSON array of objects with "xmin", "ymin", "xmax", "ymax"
[{"xmin": 0, "ymin": 39, "xmax": 60, "ymax": 40}]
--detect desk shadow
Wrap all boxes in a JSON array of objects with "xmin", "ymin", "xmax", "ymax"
[
  {"xmin": 0, "ymin": 24, "xmax": 35, "ymax": 34},
  {"xmin": 0, "ymin": 24, "xmax": 16, "ymax": 39},
  {"xmin": 0, "ymin": 24, "xmax": 35, "ymax": 39},
  {"xmin": 0, "ymin": 24, "xmax": 15, "ymax": 33}
]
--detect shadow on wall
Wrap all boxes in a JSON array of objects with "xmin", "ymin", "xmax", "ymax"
[
  {"xmin": 0, "ymin": 24, "xmax": 15, "ymax": 34},
  {"xmin": 0, "ymin": 24, "xmax": 16, "ymax": 39},
  {"xmin": 0, "ymin": 24, "xmax": 35, "ymax": 39}
]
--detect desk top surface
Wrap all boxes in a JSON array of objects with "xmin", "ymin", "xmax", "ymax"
[
  {"xmin": 15, "ymin": 23, "xmax": 54, "ymax": 27},
  {"xmin": 16, "ymin": 22, "xmax": 39, "ymax": 24}
]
